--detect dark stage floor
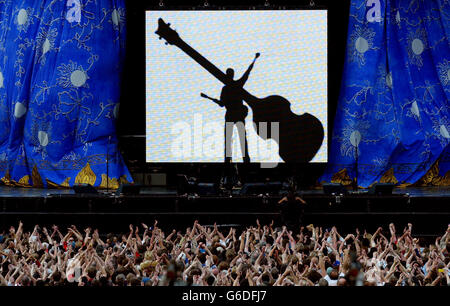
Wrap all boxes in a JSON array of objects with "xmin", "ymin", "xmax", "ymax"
[
  {"xmin": 0, "ymin": 186, "xmax": 448, "ymax": 198},
  {"xmin": 0, "ymin": 185, "xmax": 448, "ymax": 237}
]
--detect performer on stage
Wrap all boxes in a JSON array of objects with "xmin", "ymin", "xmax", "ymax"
[
  {"xmin": 201, "ymin": 53, "xmax": 260, "ymax": 163},
  {"xmin": 278, "ymin": 187, "xmax": 307, "ymax": 230}
]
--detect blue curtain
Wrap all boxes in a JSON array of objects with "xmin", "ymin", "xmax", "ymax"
[
  {"xmin": 0, "ymin": 0, "xmax": 132, "ymax": 188},
  {"xmin": 322, "ymin": 0, "xmax": 449, "ymax": 187}
]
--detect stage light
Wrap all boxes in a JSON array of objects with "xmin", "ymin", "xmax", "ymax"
[
  {"xmin": 368, "ymin": 183, "xmax": 394, "ymax": 195},
  {"xmin": 73, "ymin": 184, "xmax": 98, "ymax": 194},
  {"xmin": 323, "ymin": 183, "xmax": 347, "ymax": 195},
  {"xmin": 240, "ymin": 182, "xmax": 282, "ymax": 196},
  {"xmin": 116, "ymin": 184, "xmax": 142, "ymax": 196},
  {"xmin": 197, "ymin": 182, "xmax": 218, "ymax": 195}
]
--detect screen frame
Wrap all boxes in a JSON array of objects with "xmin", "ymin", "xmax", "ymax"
[{"xmin": 144, "ymin": 6, "xmax": 329, "ymax": 165}]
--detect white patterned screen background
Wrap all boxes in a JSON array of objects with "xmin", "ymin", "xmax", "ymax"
[{"xmin": 146, "ymin": 10, "xmax": 327, "ymax": 163}]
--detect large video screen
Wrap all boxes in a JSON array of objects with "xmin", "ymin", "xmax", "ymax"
[{"xmin": 146, "ymin": 10, "xmax": 327, "ymax": 163}]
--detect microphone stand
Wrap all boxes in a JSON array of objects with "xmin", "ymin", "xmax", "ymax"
[
  {"xmin": 106, "ymin": 136, "xmax": 111, "ymax": 194},
  {"xmin": 353, "ymin": 145, "xmax": 358, "ymax": 192}
]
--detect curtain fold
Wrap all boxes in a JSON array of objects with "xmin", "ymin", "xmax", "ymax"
[
  {"xmin": 0, "ymin": 0, "xmax": 132, "ymax": 188},
  {"xmin": 322, "ymin": 0, "xmax": 449, "ymax": 187}
]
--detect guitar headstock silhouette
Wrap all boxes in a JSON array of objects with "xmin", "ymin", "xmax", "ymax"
[
  {"xmin": 156, "ymin": 18, "xmax": 180, "ymax": 46},
  {"xmin": 155, "ymin": 17, "xmax": 324, "ymax": 163}
]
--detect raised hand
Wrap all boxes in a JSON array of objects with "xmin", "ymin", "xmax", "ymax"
[{"xmin": 389, "ymin": 223, "xmax": 396, "ymax": 233}]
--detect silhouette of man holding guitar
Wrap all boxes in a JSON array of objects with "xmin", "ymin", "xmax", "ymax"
[
  {"xmin": 201, "ymin": 53, "xmax": 260, "ymax": 163},
  {"xmin": 156, "ymin": 18, "xmax": 324, "ymax": 163}
]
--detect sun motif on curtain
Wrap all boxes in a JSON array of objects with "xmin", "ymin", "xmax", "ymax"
[
  {"xmin": 406, "ymin": 27, "xmax": 427, "ymax": 69},
  {"xmin": 437, "ymin": 59, "xmax": 450, "ymax": 87},
  {"xmin": 348, "ymin": 25, "xmax": 377, "ymax": 67}
]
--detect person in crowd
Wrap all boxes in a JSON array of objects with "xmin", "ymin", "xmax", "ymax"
[
  {"xmin": 0, "ymin": 220, "xmax": 448, "ymax": 286},
  {"xmin": 278, "ymin": 187, "xmax": 307, "ymax": 230}
]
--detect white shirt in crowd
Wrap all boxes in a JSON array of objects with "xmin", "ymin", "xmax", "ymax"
[{"xmin": 324, "ymin": 272, "xmax": 345, "ymax": 286}]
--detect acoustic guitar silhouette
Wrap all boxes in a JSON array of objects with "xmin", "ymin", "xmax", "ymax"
[{"xmin": 155, "ymin": 18, "xmax": 324, "ymax": 162}]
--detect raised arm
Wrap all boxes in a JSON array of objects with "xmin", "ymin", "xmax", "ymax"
[
  {"xmin": 278, "ymin": 197, "xmax": 288, "ymax": 204},
  {"xmin": 52, "ymin": 225, "xmax": 64, "ymax": 242},
  {"xmin": 295, "ymin": 196, "xmax": 307, "ymax": 204},
  {"xmin": 237, "ymin": 53, "xmax": 259, "ymax": 87},
  {"xmin": 244, "ymin": 230, "xmax": 251, "ymax": 254},
  {"xmin": 16, "ymin": 221, "xmax": 24, "ymax": 242},
  {"xmin": 318, "ymin": 252, "xmax": 327, "ymax": 277},
  {"xmin": 93, "ymin": 229, "xmax": 106, "ymax": 247}
]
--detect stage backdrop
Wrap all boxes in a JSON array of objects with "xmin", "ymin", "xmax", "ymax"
[
  {"xmin": 0, "ymin": 0, "xmax": 132, "ymax": 188},
  {"xmin": 321, "ymin": 0, "xmax": 450, "ymax": 188}
]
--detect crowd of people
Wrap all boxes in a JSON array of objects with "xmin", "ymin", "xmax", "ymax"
[{"xmin": 0, "ymin": 220, "xmax": 449, "ymax": 286}]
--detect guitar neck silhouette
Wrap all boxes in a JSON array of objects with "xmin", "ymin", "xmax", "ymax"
[
  {"xmin": 155, "ymin": 19, "xmax": 256, "ymax": 105},
  {"xmin": 177, "ymin": 39, "xmax": 229, "ymax": 85},
  {"xmin": 155, "ymin": 18, "xmax": 324, "ymax": 163}
]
